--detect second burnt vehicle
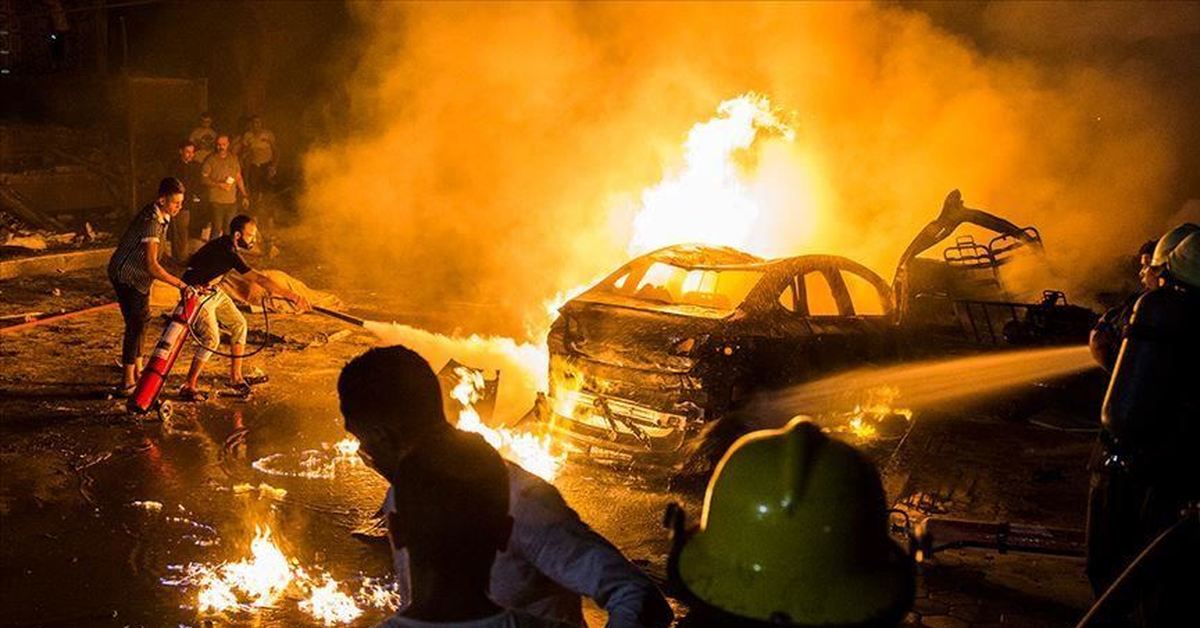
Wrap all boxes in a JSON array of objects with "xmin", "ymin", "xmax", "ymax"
[{"xmin": 544, "ymin": 191, "xmax": 1097, "ymax": 472}]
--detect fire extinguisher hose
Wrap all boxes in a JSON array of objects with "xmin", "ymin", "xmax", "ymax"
[{"xmin": 182, "ymin": 290, "xmax": 276, "ymax": 359}]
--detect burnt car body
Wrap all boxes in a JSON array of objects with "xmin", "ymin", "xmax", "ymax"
[{"xmin": 546, "ymin": 244, "xmax": 899, "ymax": 469}]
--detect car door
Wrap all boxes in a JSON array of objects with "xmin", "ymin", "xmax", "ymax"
[
  {"xmin": 796, "ymin": 261, "xmax": 859, "ymax": 374},
  {"xmin": 833, "ymin": 259, "xmax": 900, "ymax": 365}
]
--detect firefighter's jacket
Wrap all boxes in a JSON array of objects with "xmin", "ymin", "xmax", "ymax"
[
  {"xmin": 1101, "ymin": 283, "xmax": 1200, "ymax": 487},
  {"xmin": 384, "ymin": 463, "xmax": 673, "ymax": 628}
]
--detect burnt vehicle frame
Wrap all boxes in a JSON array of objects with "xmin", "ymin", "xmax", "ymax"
[
  {"xmin": 543, "ymin": 198, "xmax": 1096, "ymax": 472},
  {"xmin": 546, "ymin": 244, "xmax": 899, "ymax": 470}
]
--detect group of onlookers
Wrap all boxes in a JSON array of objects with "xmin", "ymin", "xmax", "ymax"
[{"xmin": 166, "ymin": 111, "xmax": 278, "ymax": 263}]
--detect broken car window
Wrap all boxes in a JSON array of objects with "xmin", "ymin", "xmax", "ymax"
[
  {"xmin": 841, "ymin": 270, "xmax": 886, "ymax": 316},
  {"xmin": 612, "ymin": 261, "xmax": 763, "ymax": 310},
  {"xmin": 778, "ymin": 282, "xmax": 797, "ymax": 312},
  {"xmin": 803, "ymin": 271, "xmax": 840, "ymax": 316}
]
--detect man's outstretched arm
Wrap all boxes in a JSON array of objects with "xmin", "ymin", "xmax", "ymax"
[
  {"xmin": 245, "ymin": 270, "xmax": 311, "ymax": 311},
  {"xmin": 510, "ymin": 470, "xmax": 673, "ymax": 628}
]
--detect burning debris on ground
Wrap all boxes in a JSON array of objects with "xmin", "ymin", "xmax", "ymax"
[{"xmin": 3, "ymin": 2, "xmax": 1200, "ymax": 628}]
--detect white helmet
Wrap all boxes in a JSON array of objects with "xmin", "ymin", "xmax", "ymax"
[
  {"xmin": 1150, "ymin": 223, "xmax": 1199, "ymax": 268},
  {"xmin": 1167, "ymin": 232, "xmax": 1200, "ymax": 290}
]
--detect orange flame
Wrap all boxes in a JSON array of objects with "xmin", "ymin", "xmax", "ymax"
[
  {"xmin": 628, "ymin": 92, "xmax": 793, "ymax": 255},
  {"xmin": 451, "ymin": 366, "xmax": 565, "ymax": 481},
  {"xmin": 181, "ymin": 525, "xmax": 400, "ymax": 624}
]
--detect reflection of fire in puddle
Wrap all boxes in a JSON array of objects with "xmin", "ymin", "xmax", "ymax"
[
  {"xmin": 251, "ymin": 438, "xmax": 363, "ymax": 479},
  {"xmin": 822, "ymin": 386, "xmax": 914, "ymax": 442},
  {"xmin": 162, "ymin": 525, "xmax": 403, "ymax": 625},
  {"xmin": 128, "ymin": 501, "xmax": 220, "ymax": 547}
]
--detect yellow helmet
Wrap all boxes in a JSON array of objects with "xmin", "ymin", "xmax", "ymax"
[
  {"xmin": 1167, "ymin": 232, "xmax": 1200, "ymax": 289},
  {"xmin": 671, "ymin": 418, "xmax": 914, "ymax": 626}
]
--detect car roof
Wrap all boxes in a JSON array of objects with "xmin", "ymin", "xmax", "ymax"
[
  {"xmin": 642, "ymin": 243, "xmax": 866, "ymax": 273},
  {"xmin": 643, "ymin": 244, "xmax": 765, "ymax": 268}
]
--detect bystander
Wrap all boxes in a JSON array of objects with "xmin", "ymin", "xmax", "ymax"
[
  {"xmin": 166, "ymin": 140, "xmax": 203, "ymax": 261},
  {"xmin": 201, "ymin": 135, "xmax": 248, "ymax": 238},
  {"xmin": 239, "ymin": 115, "xmax": 277, "ymax": 211},
  {"xmin": 189, "ymin": 112, "xmax": 218, "ymax": 164}
]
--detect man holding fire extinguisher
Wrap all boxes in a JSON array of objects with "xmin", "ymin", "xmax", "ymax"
[
  {"xmin": 177, "ymin": 214, "xmax": 309, "ymax": 401},
  {"xmin": 107, "ymin": 178, "xmax": 192, "ymax": 396}
]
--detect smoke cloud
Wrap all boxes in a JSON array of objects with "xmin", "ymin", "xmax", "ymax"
[{"xmin": 301, "ymin": 2, "xmax": 1197, "ymax": 338}]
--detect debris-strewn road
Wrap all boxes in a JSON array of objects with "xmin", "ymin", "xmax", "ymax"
[{"xmin": 2, "ymin": 261, "xmax": 1102, "ymax": 627}]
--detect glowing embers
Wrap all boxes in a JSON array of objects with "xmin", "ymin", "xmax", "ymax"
[
  {"xmin": 251, "ymin": 437, "xmax": 363, "ymax": 479},
  {"xmin": 450, "ymin": 366, "xmax": 565, "ymax": 482},
  {"xmin": 824, "ymin": 386, "xmax": 913, "ymax": 443},
  {"xmin": 164, "ymin": 525, "xmax": 403, "ymax": 625},
  {"xmin": 628, "ymin": 92, "xmax": 794, "ymax": 256}
]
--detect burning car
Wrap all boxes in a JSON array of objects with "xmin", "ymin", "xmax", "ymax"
[
  {"xmin": 545, "ymin": 193, "xmax": 1098, "ymax": 472},
  {"xmin": 546, "ymin": 243, "xmax": 900, "ymax": 470}
]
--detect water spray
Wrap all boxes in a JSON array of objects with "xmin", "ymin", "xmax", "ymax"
[{"xmin": 748, "ymin": 345, "xmax": 1100, "ymax": 429}]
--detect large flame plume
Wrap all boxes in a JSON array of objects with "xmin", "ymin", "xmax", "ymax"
[
  {"xmin": 360, "ymin": 93, "xmax": 798, "ymax": 438},
  {"xmin": 628, "ymin": 93, "xmax": 794, "ymax": 255}
]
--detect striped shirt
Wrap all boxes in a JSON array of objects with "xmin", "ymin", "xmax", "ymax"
[{"xmin": 107, "ymin": 202, "xmax": 170, "ymax": 293}]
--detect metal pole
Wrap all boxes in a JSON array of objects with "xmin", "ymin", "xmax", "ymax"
[{"xmin": 312, "ymin": 305, "xmax": 367, "ymax": 327}]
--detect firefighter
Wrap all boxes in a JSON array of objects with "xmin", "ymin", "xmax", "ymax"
[
  {"xmin": 337, "ymin": 346, "xmax": 673, "ymax": 628},
  {"xmin": 1090, "ymin": 224, "xmax": 1199, "ymax": 369},
  {"xmin": 666, "ymin": 418, "xmax": 914, "ymax": 627},
  {"xmin": 1087, "ymin": 231, "xmax": 1200, "ymax": 626}
]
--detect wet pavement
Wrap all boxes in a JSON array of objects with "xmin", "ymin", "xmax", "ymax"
[{"xmin": 1, "ymin": 262, "xmax": 1105, "ymax": 627}]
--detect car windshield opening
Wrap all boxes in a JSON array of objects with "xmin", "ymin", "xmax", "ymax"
[{"xmin": 600, "ymin": 261, "xmax": 764, "ymax": 310}]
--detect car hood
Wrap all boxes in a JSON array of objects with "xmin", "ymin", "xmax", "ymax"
[{"xmin": 556, "ymin": 300, "xmax": 736, "ymax": 373}]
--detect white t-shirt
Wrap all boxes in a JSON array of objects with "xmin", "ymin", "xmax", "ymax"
[
  {"xmin": 374, "ymin": 609, "xmax": 574, "ymax": 628},
  {"xmin": 241, "ymin": 129, "xmax": 276, "ymax": 166}
]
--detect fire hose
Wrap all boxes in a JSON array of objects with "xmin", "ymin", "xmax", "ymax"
[{"xmin": 184, "ymin": 288, "xmax": 275, "ymax": 359}]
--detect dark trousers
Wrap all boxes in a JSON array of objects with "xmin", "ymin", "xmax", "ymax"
[
  {"xmin": 1087, "ymin": 466, "xmax": 1200, "ymax": 627},
  {"xmin": 210, "ymin": 202, "xmax": 236, "ymax": 237},
  {"xmin": 245, "ymin": 163, "xmax": 272, "ymax": 200},
  {"xmin": 113, "ymin": 281, "xmax": 150, "ymax": 365},
  {"xmin": 190, "ymin": 201, "xmax": 210, "ymax": 239},
  {"xmin": 169, "ymin": 210, "xmax": 190, "ymax": 262}
]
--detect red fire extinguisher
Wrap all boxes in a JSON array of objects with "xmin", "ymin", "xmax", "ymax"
[{"xmin": 128, "ymin": 287, "xmax": 204, "ymax": 415}]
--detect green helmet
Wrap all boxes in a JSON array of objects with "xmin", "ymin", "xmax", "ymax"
[
  {"xmin": 1167, "ymin": 232, "xmax": 1200, "ymax": 289},
  {"xmin": 1150, "ymin": 223, "xmax": 1199, "ymax": 268},
  {"xmin": 673, "ymin": 418, "xmax": 914, "ymax": 626}
]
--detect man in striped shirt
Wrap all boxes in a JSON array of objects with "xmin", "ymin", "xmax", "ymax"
[{"xmin": 107, "ymin": 178, "xmax": 190, "ymax": 395}]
